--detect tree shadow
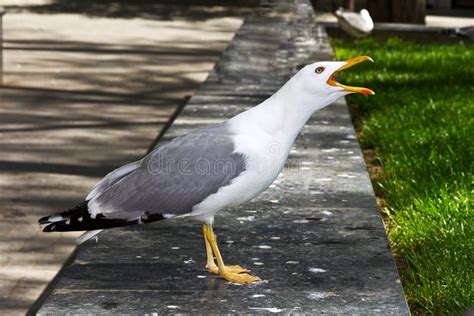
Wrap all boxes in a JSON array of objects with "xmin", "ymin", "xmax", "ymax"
[
  {"xmin": 0, "ymin": 27, "xmax": 238, "ymax": 166},
  {"xmin": 6, "ymin": 0, "xmax": 257, "ymax": 21}
]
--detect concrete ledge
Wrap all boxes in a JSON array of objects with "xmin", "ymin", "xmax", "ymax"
[{"xmin": 33, "ymin": 0, "xmax": 409, "ymax": 314}]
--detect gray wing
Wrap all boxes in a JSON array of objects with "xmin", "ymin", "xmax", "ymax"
[{"xmin": 88, "ymin": 123, "xmax": 245, "ymax": 221}]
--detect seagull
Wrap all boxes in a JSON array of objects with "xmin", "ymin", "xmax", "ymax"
[
  {"xmin": 39, "ymin": 56, "xmax": 375, "ymax": 284},
  {"xmin": 334, "ymin": 8, "xmax": 374, "ymax": 38}
]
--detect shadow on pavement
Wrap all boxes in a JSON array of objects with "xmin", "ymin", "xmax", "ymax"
[{"xmin": 6, "ymin": 0, "xmax": 256, "ymax": 21}]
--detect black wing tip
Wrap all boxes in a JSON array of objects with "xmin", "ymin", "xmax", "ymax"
[
  {"xmin": 39, "ymin": 200, "xmax": 167, "ymax": 232},
  {"xmin": 38, "ymin": 216, "xmax": 51, "ymax": 225},
  {"xmin": 42, "ymin": 223, "xmax": 56, "ymax": 232},
  {"xmin": 42, "ymin": 222, "xmax": 78, "ymax": 232},
  {"xmin": 38, "ymin": 200, "xmax": 90, "ymax": 231}
]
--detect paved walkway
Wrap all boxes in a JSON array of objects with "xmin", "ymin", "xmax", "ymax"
[{"xmin": 0, "ymin": 8, "xmax": 243, "ymax": 315}]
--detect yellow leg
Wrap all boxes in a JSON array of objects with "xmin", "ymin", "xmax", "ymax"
[
  {"xmin": 202, "ymin": 225, "xmax": 249, "ymax": 275},
  {"xmin": 202, "ymin": 224, "xmax": 260, "ymax": 284},
  {"xmin": 203, "ymin": 225, "xmax": 219, "ymax": 273}
]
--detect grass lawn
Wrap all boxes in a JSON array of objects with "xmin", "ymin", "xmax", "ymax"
[{"xmin": 332, "ymin": 37, "xmax": 473, "ymax": 314}]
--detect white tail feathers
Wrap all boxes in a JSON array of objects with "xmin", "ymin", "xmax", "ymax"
[
  {"xmin": 77, "ymin": 229, "xmax": 103, "ymax": 245},
  {"xmin": 47, "ymin": 215, "xmax": 64, "ymax": 223}
]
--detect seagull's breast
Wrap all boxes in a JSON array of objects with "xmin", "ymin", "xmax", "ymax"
[
  {"xmin": 232, "ymin": 130, "xmax": 289, "ymax": 194},
  {"xmin": 191, "ymin": 128, "xmax": 289, "ymax": 220}
]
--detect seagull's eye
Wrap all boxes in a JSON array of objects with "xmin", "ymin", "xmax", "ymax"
[{"xmin": 315, "ymin": 66, "xmax": 325, "ymax": 74}]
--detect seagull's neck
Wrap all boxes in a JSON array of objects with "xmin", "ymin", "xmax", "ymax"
[{"xmin": 230, "ymin": 78, "xmax": 333, "ymax": 145}]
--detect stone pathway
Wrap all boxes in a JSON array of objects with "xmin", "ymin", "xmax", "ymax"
[{"xmin": 0, "ymin": 8, "xmax": 243, "ymax": 315}]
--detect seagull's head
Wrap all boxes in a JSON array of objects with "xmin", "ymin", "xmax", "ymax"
[{"xmin": 293, "ymin": 56, "xmax": 375, "ymax": 108}]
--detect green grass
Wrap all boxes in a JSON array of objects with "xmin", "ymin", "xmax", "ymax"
[{"xmin": 332, "ymin": 37, "xmax": 473, "ymax": 314}]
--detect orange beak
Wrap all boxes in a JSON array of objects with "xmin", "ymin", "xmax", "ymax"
[{"xmin": 327, "ymin": 56, "xmax": 375, "ymax": 95}]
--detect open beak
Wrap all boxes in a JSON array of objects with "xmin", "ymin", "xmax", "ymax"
[{"xmin": 327, "ymin": 56, "xmax": 375, "ymax": 95}]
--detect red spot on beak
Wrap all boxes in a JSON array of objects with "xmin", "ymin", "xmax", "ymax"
[{"xmin": 360, "ymin": 88, "xmax": 375, "ymax": 95}]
